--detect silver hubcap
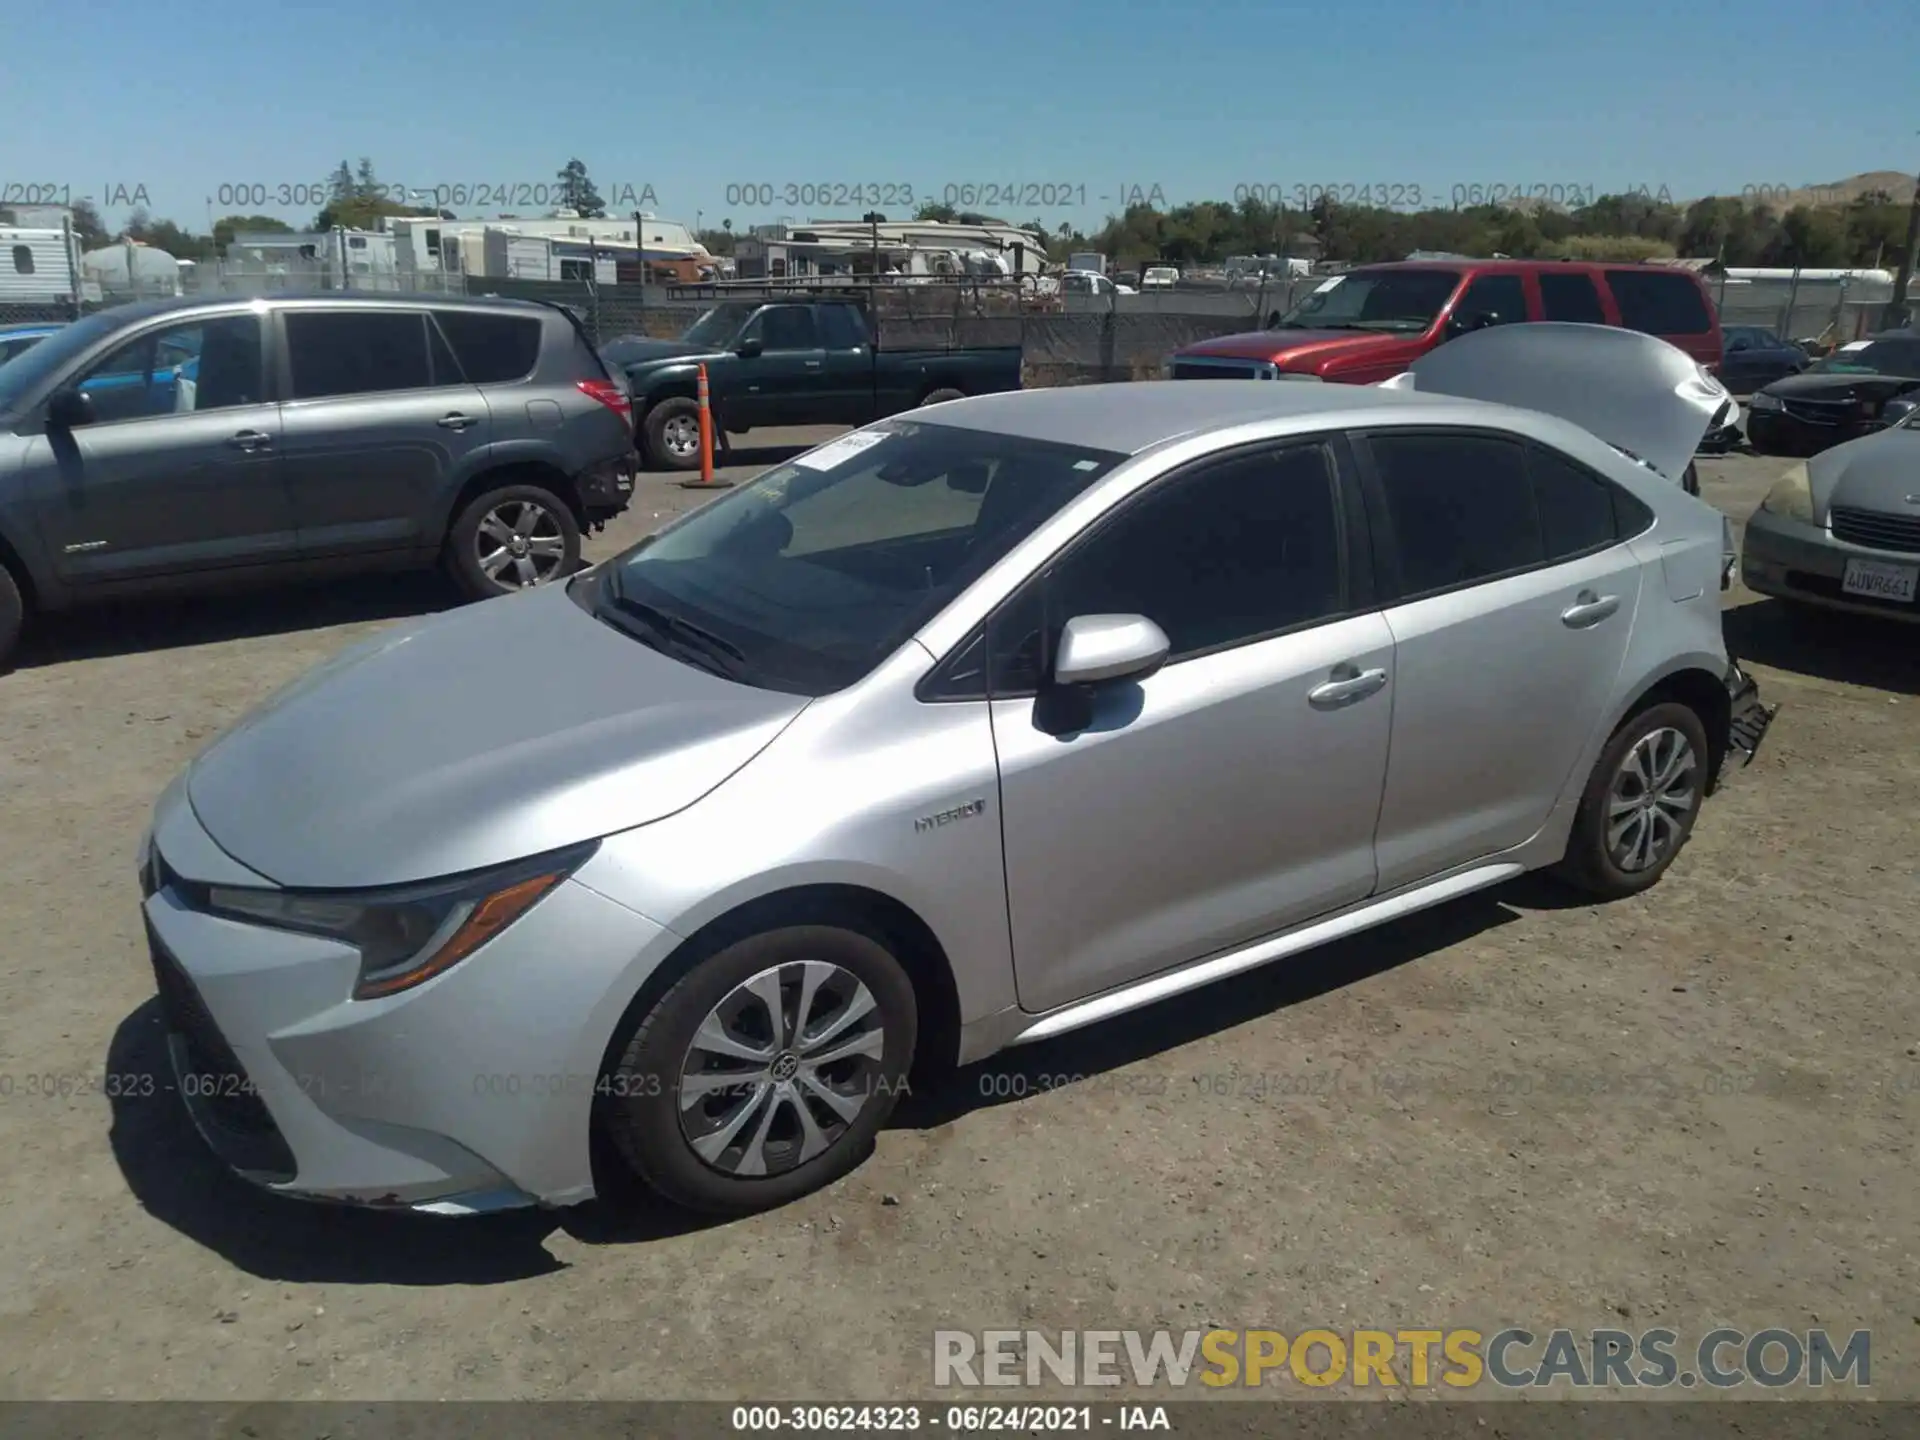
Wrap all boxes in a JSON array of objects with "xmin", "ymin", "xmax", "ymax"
[
  {"xmin": 663, "ymin": 414, "xmax": 699, "ymax": 457},
  {"xmin": 1607, "ymin": 727, "xmax": 1698, "ymax": 873},
  {"xmin": 678, "ymin": 961, "xmax": 886, "ymax": 1178},
  {"xmin": 475, "ymin": 500, "xmax": 566, "ymax": 589}
]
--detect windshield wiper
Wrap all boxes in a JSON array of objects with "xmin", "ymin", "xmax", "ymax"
[{"xmin": 596, "ymin": 567, "xmax": 750, "ymax": 679}]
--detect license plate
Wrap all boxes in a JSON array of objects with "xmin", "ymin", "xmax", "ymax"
[{"xmin": 1841, "ymin": 557, "xmax": 1919, "ymax": 602}]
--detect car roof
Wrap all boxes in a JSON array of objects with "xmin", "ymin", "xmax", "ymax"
[
  {"xmin": 74, "ymin": 292, "xmax": 554, "ymax": 325},
  {"xmin": 915, "ymin": 378, "xmax": 1473, "ymax": 454}
]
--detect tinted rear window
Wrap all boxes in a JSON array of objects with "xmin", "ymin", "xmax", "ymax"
[
  {"xmin": 1539, "ymin": 272, "xmax": 1607, "ymax": 324},
  {"xmin": 434, "ymin": 310, "xmax": 542, "ymax": 383},
  {"xmin": 285, "ymin": 311, "xmax": 433, "ymax": 399},
  {"xmin": 1604, "ymin": 270, "xmax": 1712, "ymax": 336}
]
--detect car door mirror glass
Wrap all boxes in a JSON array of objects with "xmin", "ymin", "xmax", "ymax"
[
  {"xmin": 737, "ymin": 337, "xmax": 763, "ymax": 358},
  {"xmin": 1052, "ymin": 614, "xmax": 1170, "ymax": 688},
  {"xmin": 47, "ymin": 387, "xmax": 95, "ymax": 429}
]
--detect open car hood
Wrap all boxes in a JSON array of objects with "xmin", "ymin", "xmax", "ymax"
[{"xmin": 1393, "ymin": 322, "xmax": 1728, "ymax": 485}]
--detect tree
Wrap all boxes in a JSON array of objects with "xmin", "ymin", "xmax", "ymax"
[
  {"xmin": 329, "ymin": 160, "xmax": 356, "ymax": 202},
  {"xmin": 123, "ymin": 207, "xmax": 153, "ymax": 241},
  {"xmin": 556, "ymin": 159, "xmax": 606, "ymax": 218}
]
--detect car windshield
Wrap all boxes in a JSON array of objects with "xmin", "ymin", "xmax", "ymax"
[
  {"xmin": 0, "ymin": 309, "xmax": 125, "ymax": 413},
  {"xmin": 681, "ymin": 303, "xmax": 761, "ymax": 348},
  {"xmin": 1275, "ymin": 269, "xmax": 1461, "ymax": 332},
  {"xmin": 1811, "ymin": 341, "xmax": 1920, "ymax": 378},
  {"xmin": 588, "ymin": 419, "xmax": 1126, "ymax": 696}
]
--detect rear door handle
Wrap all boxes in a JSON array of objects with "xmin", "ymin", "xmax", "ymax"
[
  {"xmin": 437, "ymin": 412, "xmax": 477, "ymax": 430},
  {"xmin": 226, "ymin": 429, "xmax": 272, "ymax": 452},
  {"xmin": 804, "ymin": 360, "xmax": 822, "ymax": 369},
  {"xmin": 1308, "ymin": 665, "xmax": 1389, "ymax": 709},
  {"xmin": 1561, "ymin": 590, "xmax": 1620, "ymax": 628}
]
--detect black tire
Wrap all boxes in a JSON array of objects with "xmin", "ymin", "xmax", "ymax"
[
  {"xmin": 443, "ymin": 483, "xmax": 581, "ymax": 601},
  {"xmin": 643, "ymin": 396, "xmax": 702, "ymax": 471},
  {"xmin": 1554, "ymin": 701, "xmax": 1711, "ymax": 900},
  {"xmin": 602, "ymin": 924, "xmax": 918, "ymax": 1215},
  {"xmin": 920, "ymin": 387, "xmax": 966, "ymax": 407},
  {"xmin": 1682, "ymin": 461, "xmax": 1701, "ymax": 497},
  {"xmin": 0, "ymin": 563, "xmax": 23, "ymax": 674}
]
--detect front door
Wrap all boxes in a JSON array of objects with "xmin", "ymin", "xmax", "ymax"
[
  {"xmin": 1359, "ymin": 430, "xmax": 1645, "ymax": 890},
  {"xmin": 23, "ymin": 311, "xmax": 294, "ymax": 585},
  {"xmin": 274, "ymin": 307, "xmax": 492, "ymax": 558},
  {"xmin": 989, "ymin": 440, "xmax": 1395, "ymax": 1014},
  {"xmin": 727, "ymin": 304, "xmax": 825, "ymax": 428}
]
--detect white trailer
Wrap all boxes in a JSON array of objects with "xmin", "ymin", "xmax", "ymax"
[{"xmin": 0, "ymin": 226, "xmax": 83, "ymax": 304}]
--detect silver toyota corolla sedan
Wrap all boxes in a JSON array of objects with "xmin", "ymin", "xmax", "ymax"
[
  {"xmin": 1741, "ymin": 410, "xmax": 1920, "ymax": 622},
  {"xmin": 138, "ymin": 324, "xmax": 1773, "ymax": 1217}
]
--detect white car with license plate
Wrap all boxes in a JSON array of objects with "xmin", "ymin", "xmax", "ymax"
[{"xmin": 1741, "ymin": 411, "xmax": 1920, "ymax": 619}]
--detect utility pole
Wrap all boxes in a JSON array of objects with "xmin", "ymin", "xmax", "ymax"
[{"xmin": 1886, "ymin": 132, "xmax": 1920, "ymax": 329}]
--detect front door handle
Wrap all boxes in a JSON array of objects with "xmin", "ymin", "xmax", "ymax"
[
  {"xmin": 226, "ymin": 429, "xmax": 273, "ymax": 452},
  {"xmin": 1308, "ymin": 664, "xmax": 1389, "ymax": 709},
  {"xmin": 1561, "ymin": 590, "xmax": 1620, "ymax": 628},
  {"xmin": 804, "ymin": 360, "xmax": 822, "ymax": 369},
  {"xmin": 437, "ymin": 412, "xmax": 477, "ymax": 430}
]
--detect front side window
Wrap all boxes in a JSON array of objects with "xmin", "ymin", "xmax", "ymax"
[
  {"xmin": 1452, "ymin": 274, "xmax": 1528, "ymax": 328},
  {"xmin": 285, "ymin": 310, "xmax": 432, "ymax": 400},
  {"xmin": 74, "ymin": 315, "xmax": 263, "ymax": 423},
  {"xmin": 591, "ymin": 420, "xmax": 1124, "ymax": 695},
  {"xmin": 745, "ymin": 306, "xmax": 818, "ymax": 350},
  {"xmin": 985, "ymin": 444, "xmax": 1347, "ymax": 695},
  {"xmin": 1368, "ymin": 432, "xmax": 1542, "ymax": 597}
]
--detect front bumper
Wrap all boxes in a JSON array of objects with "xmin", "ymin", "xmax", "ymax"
[
  {"xmin": 1741, "ymin": 506, "xmax": 1920, "ymax": 624},
  {"xmin": 137, "ymin": 794, "xmax": 668, "ymax": 1213},
  {"xmin": 1745, "ymin": 406, "xmax": 1877, "ymax": 457}
]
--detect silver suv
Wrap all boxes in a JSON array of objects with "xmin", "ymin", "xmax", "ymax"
[
  {"xmin": 138, "ymin": 324, "xmax": 1771, "ymax": 1218},
  {"xmin": 0, "ymin": 294, "xmax": 637, "ymax": 667}
]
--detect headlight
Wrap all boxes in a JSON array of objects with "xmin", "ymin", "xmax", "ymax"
[
  {"xmin": 204, "ymin": 841, "xmax": 597, "ymax": 1000},
  {"xmin": 1758, "ymin": 462, "xmax": 1813, "ymax": 522},
  {"xmin": 1747, "ymin": 391, "xmax": 1783, "ymax": 411}
]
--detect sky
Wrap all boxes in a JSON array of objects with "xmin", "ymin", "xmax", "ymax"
[{"xmin": 2, "ymin": 0, "xmax": 1913, "ymax": 237}]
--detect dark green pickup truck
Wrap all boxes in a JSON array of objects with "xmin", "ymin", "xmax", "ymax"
[{"xmin": 603, "ymin": 297, "xmax": 1024, "ymax": 470}]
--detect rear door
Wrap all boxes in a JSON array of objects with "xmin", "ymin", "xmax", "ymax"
[
  {"xmin": 1356, "ymin": 429, "xmax": 1646, "ymax": 890},
  {"xmin": 22, "ymin": 309, "xmax": 294, "ymax": 585},
  {"xmin": 1537, "ymin": 270, "xmax": 1609, "ymax": 326},
  {"xmin": 816, "ymin": 302, "xmax": 879, "ymax": 423},
  {"xmin": 275, "ymin": 307, "xmax": 491, "ymax": 558},
  {"xmin": 1602, "ymin": 268, "xmax": 1722, "ymax": 368}
]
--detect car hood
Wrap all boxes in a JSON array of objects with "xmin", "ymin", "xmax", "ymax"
[
  {"xmin": 1811, "ymin": 425, "xmax": 1920, "ymax": 514},
  {"xmin": 184, "ymin": 581, "xmax": 810, "ymax": 889},
  {"xmin": 1760, "ymin": 369, "xmax": 1906, "ymax": 402},
  {"xmin": 1402, "ymin": 321, "xmax": 1726, "ymax": 486},
  {"xmin": 610, "ymin": 340, "xmax": 724, "ymax": 368},
  {"xmin": 1179, "ymin": 329, "xmax": 1403, "ymax": 364}
]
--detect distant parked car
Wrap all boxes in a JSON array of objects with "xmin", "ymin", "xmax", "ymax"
[
  {"xmin": 1744, "ymin": 330, "xmax": 1920, "ymax": 457},
  {"xmin": 0, "ymin": 321, "xmax": 64, "ymax": 367},
  {"xmin": 1719, "ymin": 325, "xmax": 1809, "ymax": 395},
  {"xmin": 0, "ymin": 294, "xmax": 637, "ymax": 668},
  {"xmin": 1140, "ymin": 266, "xmax": 1179, "ymax": 290},
  {"xmin": 1742, "ymin": 407, "xmax": 1920, "ymax": 622}
]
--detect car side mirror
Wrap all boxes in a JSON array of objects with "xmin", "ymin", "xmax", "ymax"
[
  {"xmin": 736, "ymin": 336, "xmax": 763, "ymax": 358},
  {"xmin": 1052, "ymin": 614, "xmax": 1170, "ymax": 688},
  {"xmin": 47, "ymin": 387, "xmax": 95, "ymax": 430}
]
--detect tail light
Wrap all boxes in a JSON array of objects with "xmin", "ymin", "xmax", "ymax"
[{"xmin": 576, "ymin": 378, "xmax": 633, "ymax": 428}]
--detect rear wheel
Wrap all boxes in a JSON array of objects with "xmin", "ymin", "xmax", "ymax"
[
  {"xmin": 1554, "ymin": 702, "xmax": 1710, "ymax": 899},
  {"xmin": 444, "ymin": 484, "xmax": 580, "ymax": 600},
  {"xmin": 601, "ymin": 924, "xmax": 917, "ymax": 1215},
  {"xmin": 644, "ymin": 397, "xmax": 702, "ymax": 471},
  {"xmin": 0, "ymin": 563, "xmax": 24, "ymax": 674}
]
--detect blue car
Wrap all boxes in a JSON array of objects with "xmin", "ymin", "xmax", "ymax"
[{"xmin": 0, "ymin": 322, "xmax": 66, "ymax": 368}]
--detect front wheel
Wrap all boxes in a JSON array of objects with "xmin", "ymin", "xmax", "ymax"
[
  {"xmin": 444, "ymin": 484, "xmax": 581, "ymax": 600},
  {"xmin": 1554, "ymin": 701, "xmax": 1710, "ymax": 900},
  {"xmin": 602, "ymin": 924, "xmax": 918, "ymax": 1215},
  {"xmin": 643, "ymin": 396, "xmax": 702, "ymax": 471}
]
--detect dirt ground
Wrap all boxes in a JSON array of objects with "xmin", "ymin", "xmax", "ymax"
[{"xmin": 0, "ymin": 434, "xmax": 1914, "ymax": 1402}]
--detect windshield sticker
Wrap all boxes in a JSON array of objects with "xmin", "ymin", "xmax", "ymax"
[
  {"xmin": 793, "ymin": 430, "xmax": 889, "ymax": 471},
  {"xmin": 1072, "ymin": 459, "xmax": 1101, "ymax": 471},
  {"xmin": 1838, "ymin": 341, "xmax": 1870, "ymax": 352}
]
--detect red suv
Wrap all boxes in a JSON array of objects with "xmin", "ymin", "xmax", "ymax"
[{"xmin": 1167, "ymin": 260, "xmax": 1724, "ymax": 384}]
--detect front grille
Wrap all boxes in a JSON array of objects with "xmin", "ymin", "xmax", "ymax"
[
  {"xmin": 147, "ymin": 927, "xmax": 296, "ymax": 1179},
  {"xmin": 1830, "ymin": 506, "xmax": 1920, "ymax": 555},
  {"xmin": 1781, "ymin": 399, "xmax": 1855, "ymax": 425},
  {"xmin": 1170, "ymin": 359, "xmax": 1272, "ymax": 380},
  {"xmin": 1784, "ymin": 570, "xmax": 1918, "ymax": 613}
]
